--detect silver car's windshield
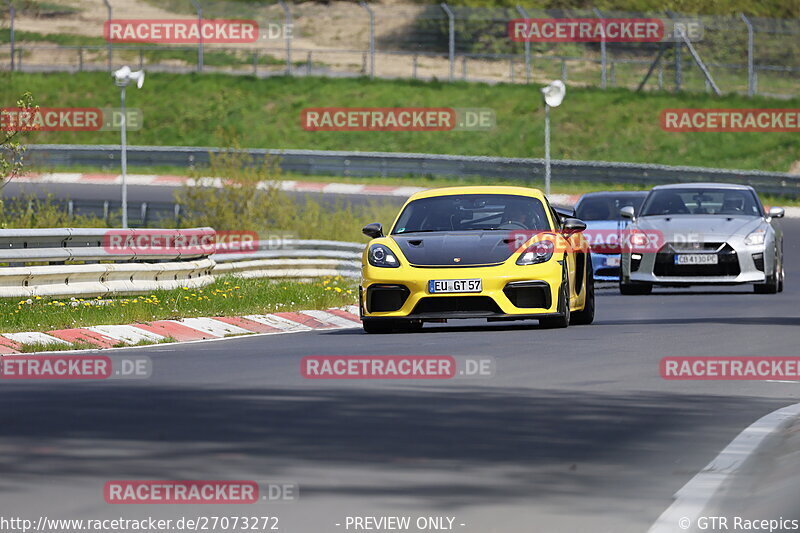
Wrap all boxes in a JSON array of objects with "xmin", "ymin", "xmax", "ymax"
[{"xmin": 640, "ymin": 188, "xmax": 763, "ymax": 217}]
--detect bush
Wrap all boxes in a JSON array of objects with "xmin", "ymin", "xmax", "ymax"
[{"xmin": 174, "ymin": 147, "xmax": 399, "ymax": 241}]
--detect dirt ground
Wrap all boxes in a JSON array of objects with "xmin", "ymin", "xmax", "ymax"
[{"xmin": 3, "ymin": 0, "xmax": 586, "ymax": 85}]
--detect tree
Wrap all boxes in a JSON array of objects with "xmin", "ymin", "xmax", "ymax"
[{"xmin": 1, "ymin": 91, "xmax": 36, "ymax": 187}]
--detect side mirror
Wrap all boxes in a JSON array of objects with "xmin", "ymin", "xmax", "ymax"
[
  {"xmin": 620, "ymin": 206, "xmax": 636, "ymax": 219},
  {"xmin": 768, "ymin": 207, "xmax": 785, "ymax": 219},
  {"xmin": 362, "ymin": 222, "xmax": 384, "ymax": 239},
  {"xmin": 562, "ymin": 217, "xmax": 587, "ymax": 235}
]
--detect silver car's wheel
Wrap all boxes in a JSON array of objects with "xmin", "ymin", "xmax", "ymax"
[{"xmin": 754, "ymin": 255, "xmax": 780, "ymax": 294}]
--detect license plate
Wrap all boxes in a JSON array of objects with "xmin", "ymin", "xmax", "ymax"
[
  {"xmin": 674, "ymin": 254, "xmax": 718, "ymax": 265},
  {"xmin": 606, "ymin": 256, "xmax": 621, "ymax": 267},
  {"xmin": 428, "ymin": 279, "xmax": 482, "ymax": 294}
]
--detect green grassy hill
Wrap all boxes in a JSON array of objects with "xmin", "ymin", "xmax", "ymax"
[{"xmin": 3, "ymin": 72, "xmax": 798, "ymax": 172}]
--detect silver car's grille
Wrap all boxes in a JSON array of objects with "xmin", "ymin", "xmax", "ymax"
[
  {"xmin": 664, "ymin": 242, "xmax": 726, "ymax": 253},
  {"xmin": 654, "ymin": 243, "xmax": 741, "ymax": 277}
]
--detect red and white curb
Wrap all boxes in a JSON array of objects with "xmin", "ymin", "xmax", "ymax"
[
  {"xmin": 15, "ymin": 172, "xmax": 425, "ymax": 198},
  {"xmin": 0, "ymin": 306, "xmax": 362, "ymax": 354}
]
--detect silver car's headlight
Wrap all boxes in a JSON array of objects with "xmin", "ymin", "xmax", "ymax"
[
  {"xmin": 744, "ymin": 229, "xmax": 766, "ymax": 246},
  {"xmin": 368, "ymin": 244, "xmax": 400, "ymax": 267}
]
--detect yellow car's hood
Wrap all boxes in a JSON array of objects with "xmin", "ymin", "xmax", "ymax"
[{"xmin": 390, "ymin": 231, "xmax": 519, "ymax": 267}]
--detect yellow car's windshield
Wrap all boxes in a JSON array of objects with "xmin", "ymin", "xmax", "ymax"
[{"xmin": 392, "ymin": 194, "xmax": 551, "ymax": 234}]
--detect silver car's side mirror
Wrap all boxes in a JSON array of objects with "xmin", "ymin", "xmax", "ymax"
[
  {"xmin": 768, "ymin": 207, "xmax": 785, "ymax": 219},
  {"xmin": 620, "ymin": 206, "xmax": 636, "ymax": 219}
]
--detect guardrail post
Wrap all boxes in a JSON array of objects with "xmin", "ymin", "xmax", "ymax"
[
  {"xmin": 103, "ymin": 0, "xmax": 113, "ymax": 69},
  {"xmin": 516, "ymin": 6, "xmax": 531, "ymax": 84},
  {"xmin": 561, "ymin": 59, "xmax": 567, "ymax": 83},
  {"xmin": 440, "ymin": 2, "xmax": 455, "ymax": 81},
  {"xmin": 306, "ymin": 51, "xmax": 312, "ymax": 75},
  {"xmin": 78, "ymin": 47, "xmax": 83, "ymax": 71},
  {"xmin": 278, "ymin": 1, "xmax": 292, "ymax": 75},
  {"xmin": 462, "ymin": 56, "xmax": 467, "ymax": 79},
  {"xmin": 7, "ymin": 1, "xmax": 14, "ymax": 71},
  {"xmin": 359, "ymin": 1, "xmax": 375, "ymax": 79},
  {"xmin": 412, "ymin": 54, "xmax": 418, "ymax": 79},
  {"xmin": 740, "ymin": 13, "xmax": 755, "ymax": 97},
  {"xmin": 189, "ymin": 0, "xmax": 203, "ymax": 72},
  {"xmin": 593, "ymin": 7, "xmax": 607, "ymax": 89},
  {"xmin": 253, "ymin": 50, "xmax": 258, "ymax": 75},
  {"xmin": 138, "ymin": 49, "xmax": 143, "ymax": 70}
]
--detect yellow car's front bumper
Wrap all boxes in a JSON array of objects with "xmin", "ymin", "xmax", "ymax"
[{"xmin": 360, "ymin": 260, "xmax": 564, "ymax": 320}]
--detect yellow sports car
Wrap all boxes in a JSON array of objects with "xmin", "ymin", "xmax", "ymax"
[{"xmin": 359, "ymin": 186, "xmax": 595, "ymax": 333}]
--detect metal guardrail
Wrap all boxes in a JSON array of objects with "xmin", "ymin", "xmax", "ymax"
[
  {"xmin": 25, "ymin": 144, "xmax": 800, "ymax": 196},
  {"xmin": 0, "ymin": 231, "xmax": 362, "ymax": 298},
  {"xmin": 213, "ymin": 239, "xmax": 361, "ymax": 280},
  {"xmin": 0, "ymin": 228, "xmax": 216, "ymax": 264}
]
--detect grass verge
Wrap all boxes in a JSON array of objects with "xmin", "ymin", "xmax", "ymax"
[
  {"xmin": 6, "ymin": 72, "xmax": 799, "ymax": 173},
  {"xmin": 3, "ymin": 276, "xmax": 357, "ymax": 334}
]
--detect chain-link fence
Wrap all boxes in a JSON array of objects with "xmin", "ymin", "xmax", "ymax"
[{"xmin": 1, "ymin": 1, "xmax": 799, "ymax": 97}]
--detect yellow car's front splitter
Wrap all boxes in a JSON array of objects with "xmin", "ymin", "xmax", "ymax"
[{"xmin": 360, "ymin": 260, "xmax": 564, "ymax": 320}]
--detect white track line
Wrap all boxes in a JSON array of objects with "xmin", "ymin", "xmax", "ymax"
[
  {"xmin": 300, "ymin": 310, "xmax": 361, "ymax": 328},
  {"xmin": 177, "ymin": 317, "xmax": 251, "ymax": 337},
  {"xmin": 87, "ymin": 325, "xmax": 165, "ymax": 344},
  {"xmin": 243, "ymin": 314, "xmax": 314, "ymax": 331},
  {"xmin": 648, "ymin": 402, "xmax": 800, "ymax": 533},
  {"xmin": 3, "ymin": 332, "xmax": 69, "ymax": 345}
]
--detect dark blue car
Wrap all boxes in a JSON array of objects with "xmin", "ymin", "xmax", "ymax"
[{"xmin": 574, "ymin": 191, "xmax": 648, "ymax": 281}]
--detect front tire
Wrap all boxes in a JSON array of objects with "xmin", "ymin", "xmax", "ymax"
[
  {"xmin": 570, "ymin": 258, "xmax": 595, "ymax": 325},
  {"xmin": 540, "ymin": 267, "xmax": 570, "ymax": 329},
  {"xmin": 754, "ymin": 272, "xmax": 779, "ymax": 294}
]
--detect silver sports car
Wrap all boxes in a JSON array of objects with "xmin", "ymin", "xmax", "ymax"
[{"xmin": 619, "ymin": 183, "xmax": 785, "ymax": 294}]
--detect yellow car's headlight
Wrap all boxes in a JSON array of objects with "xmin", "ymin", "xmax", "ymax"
[
  {"xmin": 368, "ymin": 244, "xmax": 401, "ymax": 268},
  {"xmin": 516, "ymin": 239, "xmax": 554, "ymax": 265}
]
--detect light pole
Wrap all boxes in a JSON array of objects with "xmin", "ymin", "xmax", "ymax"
[
  {"xmin": 112, "ymin": 66, "xmax": 144, "ymax": 228},
  {"xmin": 540, "ymin": 80, "xmax": 565, "ymax": 197}
]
